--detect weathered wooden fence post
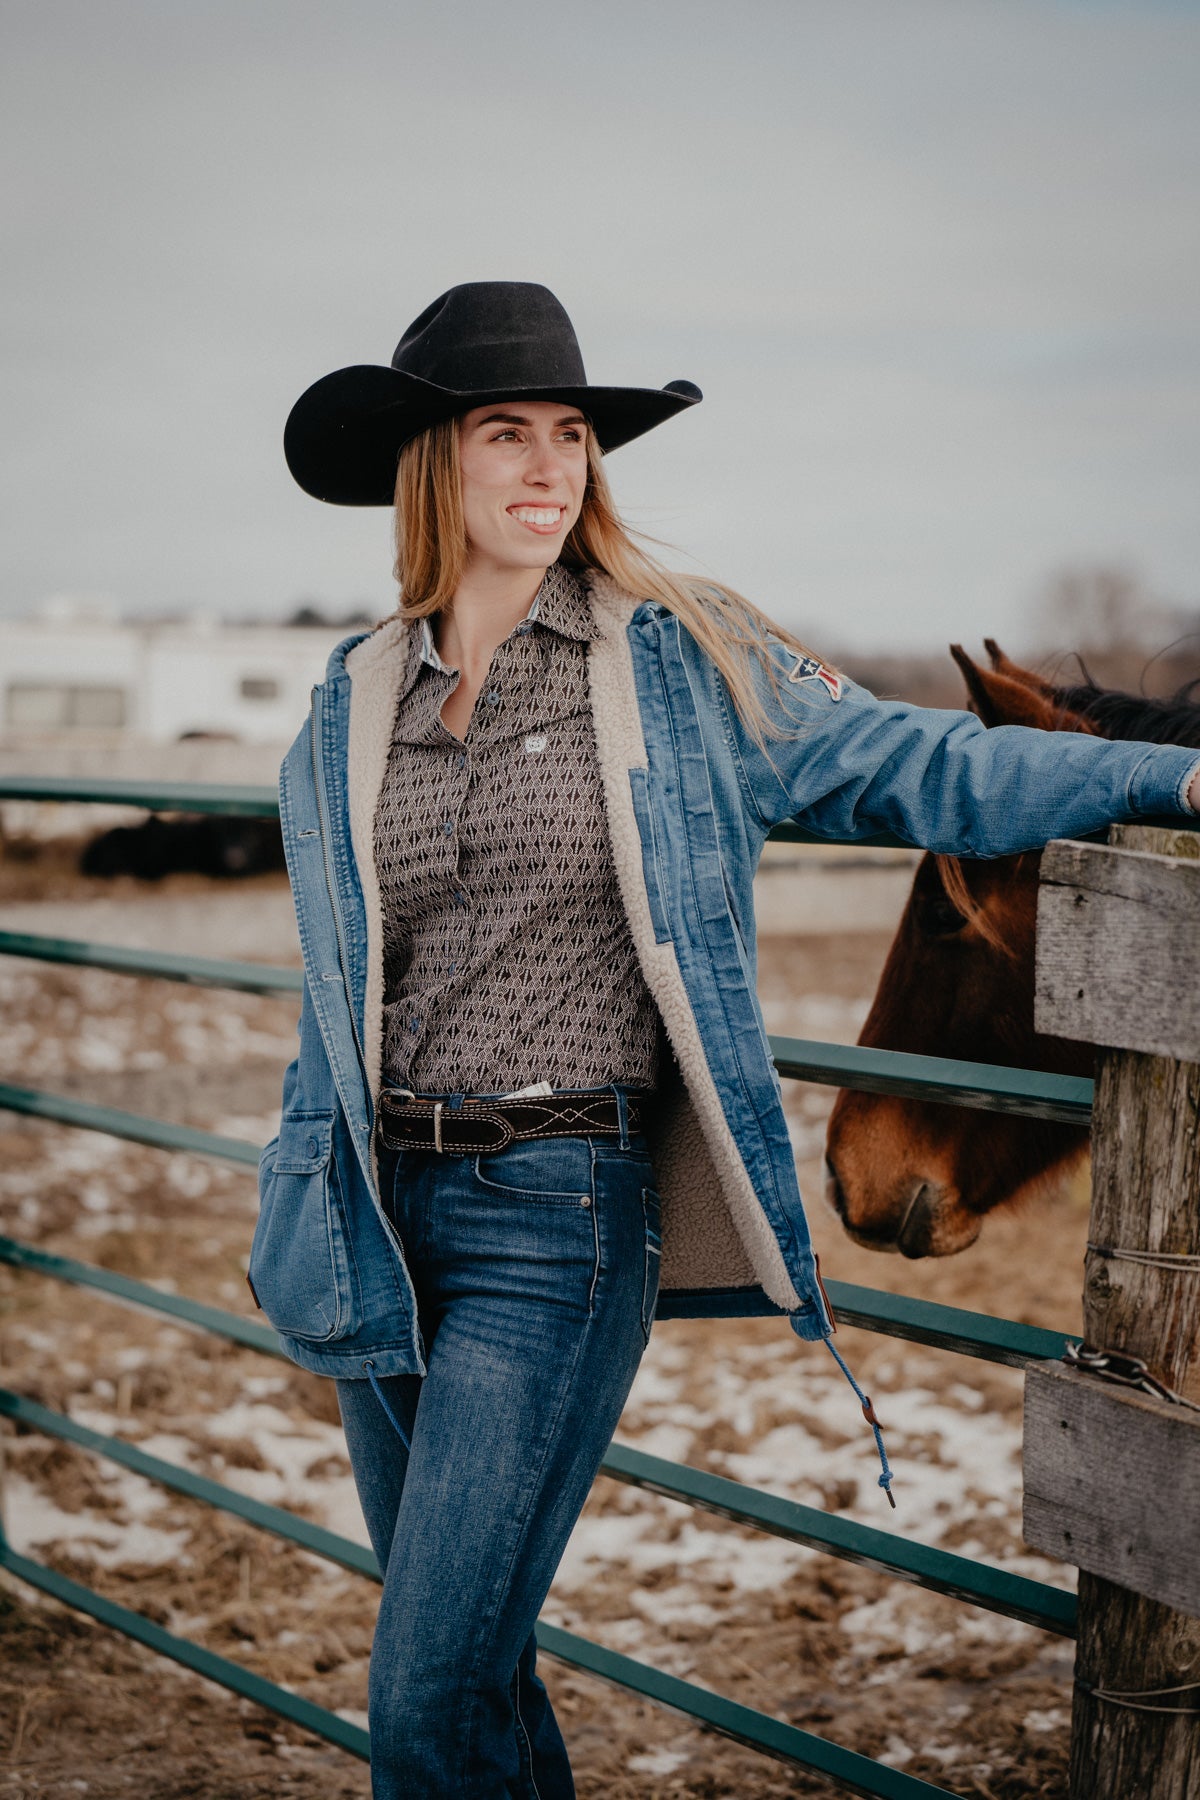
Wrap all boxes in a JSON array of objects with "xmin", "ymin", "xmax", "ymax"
[{"xmin": 1027, "ymin": 825, "xmax": 1200, "ymax": 1799}]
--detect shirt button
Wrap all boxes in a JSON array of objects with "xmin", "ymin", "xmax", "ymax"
[
  {"xmin": 443, "ymin": 819, "xmax": 454, "ymax": 835},
  {"xmin": 456, "ymin": 753, "xmax": 467, "ymax": 769},
  {"xmin": 485, "ymin": 690, "xmax": 500, "ymax": 706},
  {"xmin": 408, "ymin": 1017, "xmax": 421, "ymax": 1033}
]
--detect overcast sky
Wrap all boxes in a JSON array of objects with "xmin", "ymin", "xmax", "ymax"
[{"xmin": 3, "ymin": 0, "xmax": 1198, "ymax": 653}]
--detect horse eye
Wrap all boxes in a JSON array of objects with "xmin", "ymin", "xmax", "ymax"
[{"xmin": 924, "ymin": 896, "xmax": 967, "ymax": 935}]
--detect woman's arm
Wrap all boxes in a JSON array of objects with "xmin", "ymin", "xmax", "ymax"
[{"xmin": 718, "ymin": 642, "xmax": 1200, "ymax": 856}]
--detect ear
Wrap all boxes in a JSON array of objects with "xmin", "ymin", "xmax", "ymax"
[
  {"xmin": 982, "ymin": 638, "xmax": 1056, "ymax": 698},
  {"xmin": 950, "ymin": 644, "xmax": 1065, "ymax": 730}
]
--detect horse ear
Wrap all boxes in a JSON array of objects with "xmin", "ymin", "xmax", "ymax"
[
  {"xmin": 950, "ymin": 643, "xmax": 1062, "ymax": 730},
  {"xmin": 982, "ymin": 639, "xmax": 1056, "ymax": 698}
]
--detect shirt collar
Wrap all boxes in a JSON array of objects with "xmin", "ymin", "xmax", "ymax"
[
  {"xmin": 418, "ymin": 616, "xmax": 454, "ymax": 674},
  {"xmin": 529, "ymin": 562, "xmax": 594, "ymax": 644},
  {"xmin": 416, "ymin": 563, "xmax": 593, "ymax": 673}
]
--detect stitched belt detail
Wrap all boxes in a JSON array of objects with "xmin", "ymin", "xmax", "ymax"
[{"xmin": 375, "ymin": 1093, "xmax": 644, "ymax": 1155}]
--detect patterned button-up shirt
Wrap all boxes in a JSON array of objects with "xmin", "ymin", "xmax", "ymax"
[{"xmin": 374, "ymin": 563, "xmax": 662, "ymax": 1095}]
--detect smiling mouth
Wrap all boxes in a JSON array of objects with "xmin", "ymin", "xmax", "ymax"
[{"xmin": 507, "ymin": 506, "xmax": 565, "ymax": 533}]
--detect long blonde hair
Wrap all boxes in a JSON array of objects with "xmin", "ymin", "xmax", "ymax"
[{"xmin": 392, "ymin": 418, "xmax": 827, "ymax": 745}]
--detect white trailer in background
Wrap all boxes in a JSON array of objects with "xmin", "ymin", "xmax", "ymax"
[{"xmin": 0, "ymin": 598, "xmax": 345, "ymax": 746}]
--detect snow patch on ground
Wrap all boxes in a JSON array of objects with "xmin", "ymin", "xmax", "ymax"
[
  {"xmin": 627, "ymin": 1747, "xmax": 691, "ymax": 1776},
  {"xmin": 4, "ymin": 1471, "xmax": 191, "ymax": 1569},
  {"xmin": 838, "ymin": 1587, "xmax": 1037, "ymax": 1661}
]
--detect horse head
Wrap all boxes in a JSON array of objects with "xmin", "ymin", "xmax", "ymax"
[{"xmin": 823, "ymin": 644, "xmax": 1094, "ymax": 1257}]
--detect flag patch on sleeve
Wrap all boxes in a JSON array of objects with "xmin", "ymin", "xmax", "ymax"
[{"xmin": 786, "ymin": 653, "xmax": 843, "ymax": 701}]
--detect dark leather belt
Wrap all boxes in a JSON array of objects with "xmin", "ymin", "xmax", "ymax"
[{"xmin": 375, "ymin": 1089, "xmax": 648, "ymax": 1155}]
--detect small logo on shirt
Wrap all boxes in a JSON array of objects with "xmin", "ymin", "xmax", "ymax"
[{"xmin": 524, "ymin": 734, "xmax": 548, "ymax": 754}]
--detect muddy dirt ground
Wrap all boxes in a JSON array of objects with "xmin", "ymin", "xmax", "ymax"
[{"xmin": 0, "ymin": 852, "xmax": 1092, "ymax": 1798}]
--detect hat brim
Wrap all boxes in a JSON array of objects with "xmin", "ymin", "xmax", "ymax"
[{"xmin": 284, "ymin": 364, "xmax": 702, "ymax": 505}]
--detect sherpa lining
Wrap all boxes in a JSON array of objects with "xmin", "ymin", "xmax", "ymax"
[
  {"xmin": 584, "ymin": 573, "xmax": 801, "ymax": 1309},
  {"xmin": 344, "ymin": 615, "xmax": 410, "ymax": 1130},
  {"xmin": 343, "ymin": 584, "xmax": 800, "ymax": 1309}
]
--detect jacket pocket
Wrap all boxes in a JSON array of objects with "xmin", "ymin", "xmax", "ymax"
[
  {"xmin": 628, "ymin": 767, "xmax": 672, "ymax": 945},
  {"xmin": 249, "ymin": 1111, "xmax": 362, "ymax": 1343}
]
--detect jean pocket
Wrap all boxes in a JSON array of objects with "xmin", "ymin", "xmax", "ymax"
[
  {"xmin": 473, "ymin": 1139, "xmax": 595, "ymax": 1205},
  {"xmin": 640, "ymin": 1186, "xmax": 662, "ymax": 1344}
]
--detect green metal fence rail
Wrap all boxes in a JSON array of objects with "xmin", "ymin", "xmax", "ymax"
[
  {"xmin": 0, "ymin": 929, "xmax": 303, "ymax": 995},
  {"xmin": 1, "ymin": 772, "xmax": 1141, "ymax": 1794},
  {"xmin": 0, "ymin": 775, "xmax": 281, "ymax": 816}
]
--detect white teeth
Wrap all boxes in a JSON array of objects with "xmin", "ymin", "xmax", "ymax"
[{"xmin": 510, "ymin": 507, "xmax": 562, "ymax": 526}]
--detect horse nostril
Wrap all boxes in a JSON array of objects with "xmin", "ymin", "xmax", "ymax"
[
  {"xmin": 897, "ymin": 1184, "xmax": 936, "ymax": 1258},
  {"xmin": 824, "ymin": 1157, "xmax": 848, "ymax": 1222}
]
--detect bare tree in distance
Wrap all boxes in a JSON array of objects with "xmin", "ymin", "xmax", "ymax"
[{"xmin": 1032, "ymin": 563, "xmax": 1198, "ymax": 697}]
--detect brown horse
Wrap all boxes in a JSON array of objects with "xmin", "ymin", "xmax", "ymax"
[{"xmin": 823, "ymin": 642, "xmax": 1200, "ymax": 1257}]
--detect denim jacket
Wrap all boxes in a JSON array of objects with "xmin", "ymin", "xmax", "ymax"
[{"xmin": 249, "ymin": 571, "xmax": 1200, "ymax": 1379}]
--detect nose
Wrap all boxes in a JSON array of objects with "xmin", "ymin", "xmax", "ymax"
[
  {"xmin": 524, "ymin": 437, "xmax": 568, "ymax": 489},
  {"xmin": 895, "ymin": 1184, "xmax": 938, "ymax": 1258}
]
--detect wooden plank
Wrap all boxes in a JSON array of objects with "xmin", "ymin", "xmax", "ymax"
[
  {"xmin": 1035, "ymin": 838, "xmax": 1200, "ymax": 1059},
  {"xmin": 1083, "ymin": 1050, "xmax": 1200, "ymax": 1398},
  {"xmin": 1041, "ymin": 835, "xmax": 1200, "ymax": 911},
  {"xmin": 1024, "ymin": 1361, "xmax": 1200, "ymax": 1617}
]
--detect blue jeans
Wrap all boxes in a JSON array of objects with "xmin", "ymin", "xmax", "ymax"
[{"xmin": 336, "ymin": 1113, "xmax": 661, "ymax": 1798}]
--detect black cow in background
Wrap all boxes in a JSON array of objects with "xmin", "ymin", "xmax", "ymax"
[{"xmin": 81, "ymin": 814, "xmax": 286, "ymax": 880}]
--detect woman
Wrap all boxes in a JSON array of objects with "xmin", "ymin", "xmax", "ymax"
[{"xmin": 256, "ymin": 281, "xmax": 1200, "ymax": 1798}]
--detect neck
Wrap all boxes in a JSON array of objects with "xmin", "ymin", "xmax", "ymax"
[{"xmin": 436, "ymin": 559, "xmax": 550, "ymax": 672}]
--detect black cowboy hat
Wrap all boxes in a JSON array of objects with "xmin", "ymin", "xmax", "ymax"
[{"xmin": 284, "ymin": 281, "xmax": 702, "ymax": 505}]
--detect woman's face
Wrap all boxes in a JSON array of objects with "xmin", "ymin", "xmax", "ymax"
[{"xmin": 457, "ymin": 400, "xmax": 589, "ymax": 579}]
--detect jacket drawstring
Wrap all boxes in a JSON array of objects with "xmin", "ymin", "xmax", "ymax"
[
  {"xmin": 363, "ymin": 1359, "xmax": 412, "ymax": 1451},
  {"xmin": 825, "ymin": 1340, "xmax": 895, "ymax": 1508}
]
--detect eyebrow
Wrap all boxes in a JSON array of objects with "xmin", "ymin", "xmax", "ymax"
[{"xmin": 473, "ymin": 411, "xmax": 588, "ymax": 430}]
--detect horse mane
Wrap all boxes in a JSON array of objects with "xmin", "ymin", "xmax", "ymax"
[
  {"xmin": 1046, "ymin": 665, "xmax": 1200, "ymax": 749},
  {"xmin": 933, "ymin": 852, "xmax": 1021, "ymax": 957}
]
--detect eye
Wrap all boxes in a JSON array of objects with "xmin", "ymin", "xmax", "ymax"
[
  {"xmin": 913, "ymin": 856, "xmax": 974, "ymax": 938},
  {"xmin": 922, "ymin": 894, "xmax": 967, "ymax": 935}
]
